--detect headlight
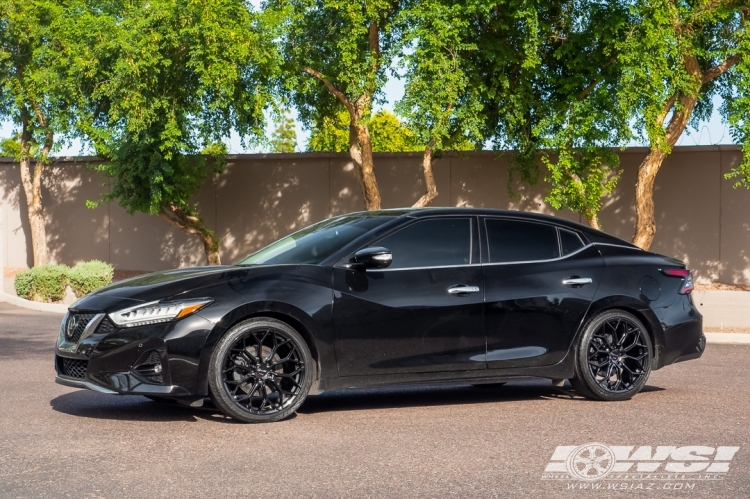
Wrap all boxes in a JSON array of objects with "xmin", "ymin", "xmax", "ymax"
[{"xmin": 109, "ymin": 298, "xmax": 212, "ymax": 328}]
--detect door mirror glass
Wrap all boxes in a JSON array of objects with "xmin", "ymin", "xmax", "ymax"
[{"xmin": 353, "ymin": 247, "xmax": 393, "ymax": 269}]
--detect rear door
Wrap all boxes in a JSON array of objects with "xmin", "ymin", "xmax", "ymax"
[
  {"xmin": 482, "ymin": 218, "xmax": 605, "ymax": 369},
  {"xmin": 333, "ymin": 217, "xmax": 486, "ymax": 376}
]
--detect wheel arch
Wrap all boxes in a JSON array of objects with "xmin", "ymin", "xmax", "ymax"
[
  {"xmin": 578, "ymin": 295, "xmax": 666, "ymax": 368},
  {"xmin": 195, "ymin": 301, "xmax": 325, "ymax": 396}
]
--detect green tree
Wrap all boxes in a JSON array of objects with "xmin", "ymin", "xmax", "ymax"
[
  {"xmin": 617, "ymin": 1, "xmax": 749, "ymax": 249},
  {"xmin": 307, "ymin": 109, "xmax": 418, "ymax": 152},
  {"xmin": 397, "ymin": 1, "xmax": 485, "ymax": 207},
  {"xmin": 84, "ymin": 0, "xmax": 274, "ymax": 265},
  {"xmin": 270, "ymin": 110, "xmax": 298, "ymax": 153},
  {"xmin": 459, "ymin": 2, "xmax": 632, "ymax": 229},
  {"xmin": 271, "ymin": 0, "xmax": 405, "ymax": 210},
  {"xmin": 0, "ymin": 0, "xmax": 93, "ymax": 266}
]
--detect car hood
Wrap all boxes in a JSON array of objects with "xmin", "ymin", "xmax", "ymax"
[{"xmin": 70, "ymin": 265, "xmax": 299, "ymax": 313}]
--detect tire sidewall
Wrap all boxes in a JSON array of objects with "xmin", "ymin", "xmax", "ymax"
[
  {"xmin": 208, "ymin": 317, "xmax": 314, "ymax": 423},
  {"xmin": 575, "ymin": 310, "xmax": 653, "ymax": 401}
]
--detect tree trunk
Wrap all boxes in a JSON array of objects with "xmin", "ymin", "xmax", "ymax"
[
  {"xmin": 18, "ymin": 120, "xmax": 49, "ymax": 267},
  {"xmin": 585, "ymin": 213, "xmax": 601, "ymax": 231},
  {"xmin": 349, "ymin": 121, "xmax": 381, "ymax": 210},
  {"xmin": 632, "ymin": 148, "xmax": 668, "ymax": 249},
  {"xmin": 412, "ymin": 142, "xmax": 438, "ymax": 207},
  {"xmin": 632, "ymin": 55, "xmax": 704, "ymax": 250},
  {"xmin": 159, "ymin": 204, "xmax": 221, "ymax": 265}
]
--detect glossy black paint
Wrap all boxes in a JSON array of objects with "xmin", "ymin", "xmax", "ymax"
[{"xmin": 55, "ymin": 208, "xmax": 705, "ymax": 402}]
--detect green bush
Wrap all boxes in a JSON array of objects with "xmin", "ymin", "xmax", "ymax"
[
  {"xmin": 67, "ymin": 260, "xmax": 114, "ymax": 297},
  {"xmin": 13, "ymin": 270, "xmax": 34, "ymax": 299},
  {"xmin": 13, "ymin": 260, "xmax": 114, "ymax": 302},
  {"xmin": 14, "ymin": 264, "xmax": 70, "ymax": 302}
]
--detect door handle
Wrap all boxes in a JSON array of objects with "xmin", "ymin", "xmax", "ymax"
[
  {"xmin": 562, "ymin": 277, "xmax": 593, "ymax": 287},
  {"xmin": 448, "ymin": 285, "xmax": 481, "ymax": 295}
]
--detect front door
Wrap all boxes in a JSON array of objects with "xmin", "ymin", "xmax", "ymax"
[
  {"xmin": 333, "ymin": 217, "xmax": 486, "ymax": 376},
  {"xmin": 481, "ymin": 218, "xmax": 605, "ymax": 370}
]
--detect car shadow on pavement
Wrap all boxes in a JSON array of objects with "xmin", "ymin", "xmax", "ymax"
[
  {"xmin": 50, "ymin": 382, "xmax": 666, "ymax": 422},
  {"xmin": 49, "ymin": 390, "xmax": 243, "ymax": 424},
  {"xmin": 297, "ymin": 381, "xmax": 666, "ymax": 415}
]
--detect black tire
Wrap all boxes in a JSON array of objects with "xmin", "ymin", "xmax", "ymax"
[
  {"xmin": 572, "ymin": 309, "xmax": 652, "ymax": 401},
  {"xmin": 208, "ymin": 317, "xmax": 314, "ymax": 423}
]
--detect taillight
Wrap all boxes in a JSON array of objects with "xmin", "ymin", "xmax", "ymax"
[{"xmin": 661, "ymin": 268, "xmax": 693, "ymax": 294}]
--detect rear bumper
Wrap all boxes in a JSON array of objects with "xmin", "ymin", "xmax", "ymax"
[{"xmin": 657, "ymin": 316, "xmax": 706, "ymax": 369}]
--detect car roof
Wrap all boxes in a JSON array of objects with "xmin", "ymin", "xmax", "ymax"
[{"xmin": 345, "ymin": 207, "xmax": 638, "ymax": 248}]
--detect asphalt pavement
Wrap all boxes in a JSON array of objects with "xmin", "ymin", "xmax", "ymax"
[{"xmin": 0, "ymin": 302, "xmax": 748, "ymax": 499}]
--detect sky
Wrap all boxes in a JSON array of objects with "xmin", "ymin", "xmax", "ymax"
[{"xmin": 1, "ymin": 76, "xmax": 736, "ymax": 157}]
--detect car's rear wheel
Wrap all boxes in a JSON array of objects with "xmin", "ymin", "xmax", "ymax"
[
  {"xmin": 208, "ymin": 318, "xmax": 313, "ymax": 423},
  {"xmin": 571, "ymin": 310, "xmax": 652, "ymax": 401}
]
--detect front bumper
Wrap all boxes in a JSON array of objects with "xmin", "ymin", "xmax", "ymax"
[{"xmin": 55, "ymin": 311, "xmax": 215, "ymax": 398}]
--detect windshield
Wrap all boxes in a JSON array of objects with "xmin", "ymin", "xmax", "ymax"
[{"xmin": 236, "ymin": 215, "xmax": 395, "ymax": 266}]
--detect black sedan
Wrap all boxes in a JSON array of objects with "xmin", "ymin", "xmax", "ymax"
[{"xmin": 55, "ymin": 208, "xmax": 705, "ymax": 423}]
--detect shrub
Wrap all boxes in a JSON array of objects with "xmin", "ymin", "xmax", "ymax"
[
  {"xmin": 14, "ymin": 270, "xmax": 34, "ymax": 299},
  {"xmin": 67, "ymin": 260, "xmax": 114, "ymax": 297},
  {"xmin": 14, "ymin": 264, "xmax": 70, "ymax": 302}
]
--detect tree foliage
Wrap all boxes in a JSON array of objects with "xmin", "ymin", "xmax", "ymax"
[
  {"xmin": 270, "ymin": 0, "xmax": 406, "ymax": 210},
  {"xmin": 270, "ymin": 110, "xmax": 298, "ymax": 153},
  {"xmin": 83, "ymin": 0, "xmax": 276, "ymax": 264},
  {"xmin": 611, "ymin": 0, "xmax": 748, "ymax": 248},
  {"xmin": 0, "ymin": 0, "xmax": 94, "ymax": 265},
  {"xmin": 307, "ymin": 109, "xmax": 419, "ymax": 152}
]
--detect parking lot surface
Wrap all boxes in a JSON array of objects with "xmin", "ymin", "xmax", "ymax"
[{"xmin": 1, "ymin": 302, "xmax": 748, "ymax": 498}]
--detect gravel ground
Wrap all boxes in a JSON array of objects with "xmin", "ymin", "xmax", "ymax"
[{"xmin": 0, "ymin": 302, "xmax": 748, "ymax": 499}]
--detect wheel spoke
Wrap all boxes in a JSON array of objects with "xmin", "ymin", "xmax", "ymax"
[
  {"xmin": 586, "ymin": 317, "xmax": 649, "ymax": 394},
  {"xmin": 221, "ymin": 326, "xmax": 306, "ymax": 416}
]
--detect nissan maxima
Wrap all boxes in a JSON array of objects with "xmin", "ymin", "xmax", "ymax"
[{"xmin": 55, "ymin": 208, "xmax": 705, "ymax": 423}]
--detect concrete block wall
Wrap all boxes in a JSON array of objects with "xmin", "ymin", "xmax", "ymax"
[{"xmin": 1, "ymin": 146, "xmax": 748, "ymax": 285}]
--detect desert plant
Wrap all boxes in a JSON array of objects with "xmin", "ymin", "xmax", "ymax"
[{"xmin": 67, "ymin": 260, "xmax": 114, "ymax": 297}]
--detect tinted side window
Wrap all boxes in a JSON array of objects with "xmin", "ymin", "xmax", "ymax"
[
  {"xmin": 485, "ymin": 219, "xmax": 559, "ymax": 263},
  {"xmin": 375, "ymin": 218, "xmax": 471, "ymax": 269},
  {"xmin": 560, "ymin": 229, "xmax": 585, "ymax": 256}
]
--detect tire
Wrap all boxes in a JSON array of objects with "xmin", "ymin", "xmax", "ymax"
[
  {"xmin": 571, "ymin": 309, "xmax": 653, "ymax": 401},
  {"xmin": 208, "ymin": 317, "xmax": 314, "ymax": 423}
]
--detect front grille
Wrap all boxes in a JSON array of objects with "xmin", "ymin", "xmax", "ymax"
[
  {"xmin": 64, "ymin": 313, "xmax": 96, "ymax": 343},
  {"xmin": 61, "ymin": 358, "xmax": 88, "ymax": 379},
  {"xmin": 96, "ymin": 316, "xmax": 118, "ymax": 335}
]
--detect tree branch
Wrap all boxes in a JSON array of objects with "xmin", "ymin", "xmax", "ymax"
[
  {"xmin": 702, "ymin": 54, "xmax": 741, "ymax": 84},
  {"xmin": 303, "ymin": 67, "xmax": 354, "ymax": 115}
]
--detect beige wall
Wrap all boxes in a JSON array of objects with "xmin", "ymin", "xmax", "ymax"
[{"xmin": 1, "ymin": 146, "xmax": 748, "ymax": 283}]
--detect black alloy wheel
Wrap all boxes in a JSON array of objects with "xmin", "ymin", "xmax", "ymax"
[
  {"xmin": 208, "ymin": 318, "xmax": 314, "ymax": 423},
  {"xmin": 571, "ymin": 310, "xmax": 652, "ymax": 401}
]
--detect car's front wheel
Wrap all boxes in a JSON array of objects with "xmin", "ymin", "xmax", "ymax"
[
  {"xmin": 208, "ymin": 317, "xmax": 314, "ymax": 423},
  {"xmin": 571, "ymin": 310, "xmax": 652, "ymax": 401}
]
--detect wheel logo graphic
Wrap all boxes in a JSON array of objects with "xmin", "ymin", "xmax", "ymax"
[{"xmin": 566, "ymin": 443, "xmax": 616, "ymax": 481}]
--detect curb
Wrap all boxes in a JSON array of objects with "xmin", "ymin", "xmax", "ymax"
[
  {"xmin": 704, "ymin": 332, "xmax": 750, "ymax": 345},
  {"xmin": 0, "ymin": 292, "xmax": 68, "ymax": 314}
]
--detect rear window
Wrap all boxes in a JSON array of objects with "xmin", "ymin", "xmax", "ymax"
[
  {"xmin": 560, "ymin": 229, "xmax": 585, "ymax": 256},
  {"xmin": 485, "ymin": 219, "xmax": 560, "ymax": 263}
]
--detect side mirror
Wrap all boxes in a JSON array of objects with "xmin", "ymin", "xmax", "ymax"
[{"xmin": 351, "ymin": 247, "xmax": 393, "ymax": 270}]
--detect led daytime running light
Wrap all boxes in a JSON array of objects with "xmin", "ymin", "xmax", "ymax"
[{"xmin": 109, "ymin": 299, "xmax": 212, "ymax": 327}]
